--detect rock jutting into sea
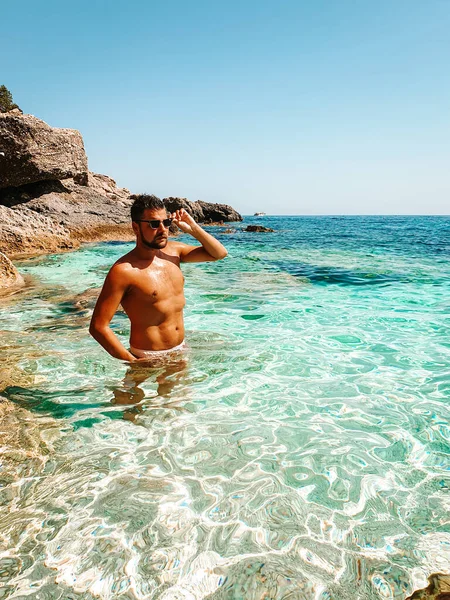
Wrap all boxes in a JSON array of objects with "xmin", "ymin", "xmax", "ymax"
[
  {"xmin": 163, "ymin": 197, "xmax": 241, "ymax": 224},
  {"xmin": 0, "ymin": 112, "xmax": 242, "ymax": 288},
  {"xmin": 0, "ymin": 251, "xmax": 24, "ymax": 291}
]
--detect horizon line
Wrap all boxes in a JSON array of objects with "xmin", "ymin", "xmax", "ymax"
[{"xmin": 241, "ymin": 214, "xmax": 450, "ymax": 217}]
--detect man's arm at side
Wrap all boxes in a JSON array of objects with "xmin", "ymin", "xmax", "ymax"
[{"xmin": 89, "ymin": 266, "xmax": 136, "ymax": 362}]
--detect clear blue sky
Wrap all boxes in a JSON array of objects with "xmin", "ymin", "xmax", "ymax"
[{"xmin": 4, "ymin": 0, "xmax": 450, "ymax": 214}]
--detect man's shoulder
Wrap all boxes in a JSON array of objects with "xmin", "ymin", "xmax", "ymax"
[
  {"xmin": 165, "ymin": 240, "xmax": 185, "ymax": 250},
  {"xmin": 165, "ymin": 240, "xmax": 194, "ymax": 255},
  {"xmin": 108, "ymin": 253, "xmax": 136, "ymax": 278}
]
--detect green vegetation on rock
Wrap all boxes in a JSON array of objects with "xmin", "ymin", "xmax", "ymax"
[{"xmin": 0, "ymin": 85, "xmax": 21, "ymax": 113}]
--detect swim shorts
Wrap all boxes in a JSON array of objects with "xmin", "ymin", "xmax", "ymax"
[{"xmin": 130, "ymin": 340, "xmax": 186, "ymax": 359}]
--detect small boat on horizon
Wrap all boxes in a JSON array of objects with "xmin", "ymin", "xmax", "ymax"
[{"xmin": 253, "ymin": 212, "xmax": 266, "ymax": 216}]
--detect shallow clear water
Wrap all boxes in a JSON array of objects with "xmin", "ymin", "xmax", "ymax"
[{"xmin": 1, "ymin": 216, "xmax": 449, "ymax": 599}]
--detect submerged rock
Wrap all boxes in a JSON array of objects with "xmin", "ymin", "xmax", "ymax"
[
  {"xmin": 0, "ymin": 251, "xmax": 24, "ymax": 290},
  {"xmin": 0, "ymin": 397, "xmax": 61, "ymax": 483},
  {"xmin": 406, "ymin": 573, "xmax": 450, "ymax": 599},
  {"xmin": 0, "ymin": 112, "xmax": 88, "ymax": 189},
  {"xmin": 244, "ymin": 225, "xmax": 274, "ymax": 232}
]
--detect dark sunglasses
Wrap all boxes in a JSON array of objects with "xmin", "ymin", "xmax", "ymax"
[{"xmin": 136, "ymin": 218, "xmax": 173, "ymax": 229}]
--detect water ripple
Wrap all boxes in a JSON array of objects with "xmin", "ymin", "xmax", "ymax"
[{"xmin": 1, "ymin": 217, "xmax": 449, "ymax": 598}]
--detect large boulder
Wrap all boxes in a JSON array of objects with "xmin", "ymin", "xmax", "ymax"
[
  {"xmin": 0, "ymin": 251, "xmax": 24, "ymax": 290},
  {"xmin": 163, "ymin": 197, "xmax": 242, "ymax": 223},
  {"xmin": 0, "ymin": 113, "xmax": 89, "ymax": 189}
]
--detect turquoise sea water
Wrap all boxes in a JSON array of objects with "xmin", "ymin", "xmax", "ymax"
[{"xmin": 1, "ymin": 216, "xmax": 449, "ymax": 599}]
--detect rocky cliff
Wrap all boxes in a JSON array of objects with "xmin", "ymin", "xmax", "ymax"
[
  {"xmin": 0, "ymin": 111, "xmax": 88, "ymax": 188},
  {"xmin": 0, "ymin": 112, "xmax": 242, "ymax": 287}
]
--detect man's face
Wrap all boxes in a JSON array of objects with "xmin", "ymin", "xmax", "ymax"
[{"xmin": 133, "ymin": 208, "xmax": 170, "ymax": 250}]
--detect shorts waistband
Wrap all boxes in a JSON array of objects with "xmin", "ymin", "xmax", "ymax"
[{"xmin": 130, "ymin": 340, "xmax": 186, "ymax": 359}]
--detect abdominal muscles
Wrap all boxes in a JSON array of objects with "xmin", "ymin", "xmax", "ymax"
[{"xmin": 123, "ymin": 290, "xmax": 186, "ymax": 351}]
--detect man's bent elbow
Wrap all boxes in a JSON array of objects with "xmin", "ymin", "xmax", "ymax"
[
  {"xmin": 89, "ymin": 323, "xmax": 98, "ymax": 339},
  {"xmin": 89, "ymin": 321, "xmax": 106, "ymax": 339},
  {"xmin": 214, "ymin": 249, "xmax": 228, "ymax": 260}
]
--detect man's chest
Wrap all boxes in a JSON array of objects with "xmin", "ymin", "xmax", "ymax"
[{"xmin": 126, "ymin": 262, "xmax": 185, "ymax": 302}]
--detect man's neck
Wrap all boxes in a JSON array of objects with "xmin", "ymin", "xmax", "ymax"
[{"xmin": 134, "ymin": 244, "xmax": 159, "ymax": 261}]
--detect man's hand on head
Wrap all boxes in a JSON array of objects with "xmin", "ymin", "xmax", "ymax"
[{"xmin": 171, "ymin": 209, "xmax": 199, "ymax": 236}]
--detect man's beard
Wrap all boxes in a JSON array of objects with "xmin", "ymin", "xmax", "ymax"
[
  {"xmin": 138, "ymin": 223, "xmax": 168, "ymax": 249},
  {"xmin": 141, "ymin": 235, "xmax": 168, "ymax": 249}
]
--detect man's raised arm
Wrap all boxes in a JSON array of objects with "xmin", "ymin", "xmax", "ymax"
[
  {"xmin": 171, "ymin": 209, "xmax": 228, "ymax": 263},
  {"xmin": 89, "ymin": 265, "xmax": 136, "ymax": 362}
]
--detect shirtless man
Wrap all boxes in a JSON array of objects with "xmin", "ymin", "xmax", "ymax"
[{"xmin": 89, "ymin": 194, "xmax": 227, "ymax": 362}]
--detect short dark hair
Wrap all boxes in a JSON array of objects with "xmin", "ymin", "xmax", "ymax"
[{"xmin": 130, "ymin": 194, "xmax": 166, "ymax": 221}]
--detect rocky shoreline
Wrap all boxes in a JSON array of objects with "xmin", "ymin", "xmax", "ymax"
[{"xmin": 0, "ymin": 111, "xmax": 242, "ymax": 288}]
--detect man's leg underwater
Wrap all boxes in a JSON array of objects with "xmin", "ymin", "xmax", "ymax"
[{"xmin": 111, "ymin": 357, "xmax": 189, "ymax": 421}]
